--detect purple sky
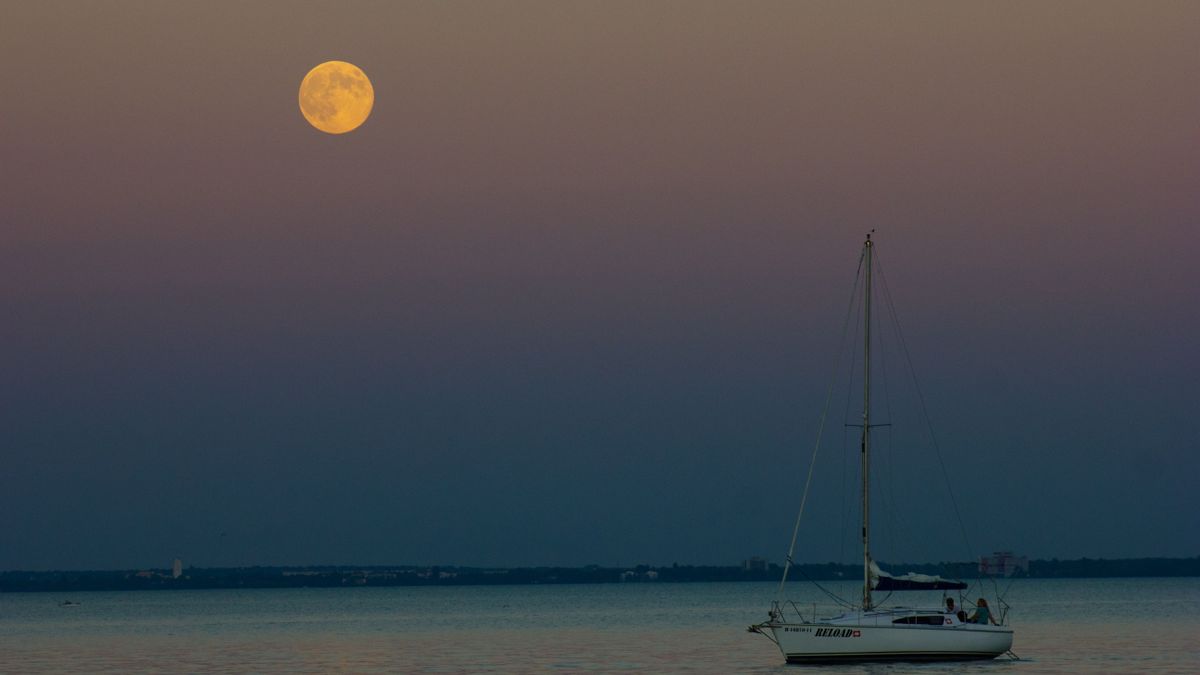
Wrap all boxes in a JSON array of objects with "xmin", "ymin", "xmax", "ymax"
[{"xmin": 1, "ymin": 1, "xmax": 1197, "ymax": 570}]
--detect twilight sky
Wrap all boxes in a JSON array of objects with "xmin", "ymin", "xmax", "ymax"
[{"xmin": 1, "ymin": 1, "xmax": 1196, "ymax": 571}]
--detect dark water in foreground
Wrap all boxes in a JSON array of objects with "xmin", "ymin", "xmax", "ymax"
[{"xmin": 1, "ymin": 577, "xmax": 1196, "ymax": 673}]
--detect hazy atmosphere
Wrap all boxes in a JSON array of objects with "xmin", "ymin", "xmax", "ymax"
[{"xmin": 2, "ymin": 1, "xmax": 1196, "ymax": 571}]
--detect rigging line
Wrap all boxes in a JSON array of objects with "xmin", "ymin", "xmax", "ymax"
[
  {"xmin": 838, "ymin": 275, "xmax": 865, "ymax": 569},
  {"xmin": 792, "ymin": 565, "xmax": 856, "ymax": 609},
  {"xmin": 777, "ymin": 248, "xmax": 865, "ymax": 598},
  {"xmin": 873, "ymin": 255, "xmax": 915, "ymax": 556},
  {"xmin": 872, "ymin": 257, "xmax": 900, "ymax": 558},
  {"xmin": 998, "ymin": 573, "xmax": 1017, "ymax": 605},
  {"xmin": 838, "ymin": 427, "xmax": 849, "ymax": 568},
  {"xmin": 873, "ymin": 253, "xmax": 976, "ymax": 565},
  {"xmin": 989, "ymin": 570, "xmax": 1007, "ymax": 606}
]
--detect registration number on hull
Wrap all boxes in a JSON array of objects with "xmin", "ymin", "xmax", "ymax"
[{"xmin": 780, "ymin": 626, "xmax": 862, "ymax": 638}]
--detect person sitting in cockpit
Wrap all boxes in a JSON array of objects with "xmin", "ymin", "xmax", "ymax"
[{"xmin": 968, "ymin": 598, "xmax": 996, "ymax": 625}]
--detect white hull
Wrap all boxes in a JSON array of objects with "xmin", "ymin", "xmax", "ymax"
[{"xmin": 766, "ymin": 611, "xmax": 1012, "ymax": 664}]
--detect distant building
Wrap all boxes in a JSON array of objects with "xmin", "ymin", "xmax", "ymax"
[
  {"xmin": 979, "ymin": 551, "xmax": 1028, "ymax": 577},
  {"xmin": 743, "ymin": 556, "xmax": 768, "ymax": 572},
  {"xmin": 620, "ymin": 569, "xmax": 659, "ymax": 582},
  {"xmin": 172, "ymin": 558, "xmax": 183, "ymax": 579}
]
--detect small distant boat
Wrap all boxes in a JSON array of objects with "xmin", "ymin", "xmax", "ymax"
[
  {"xmin": 749, "ymin": 234, "xmax": 1014, "ymax": 663},
  {"xmin": 59, "ymin": 600, "xmax": 81, "ymax": 607}
]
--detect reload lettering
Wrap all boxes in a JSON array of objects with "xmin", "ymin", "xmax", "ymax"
[{"xmin": 814, "ymin": 628, "xmax": 855, "ymax": 638}]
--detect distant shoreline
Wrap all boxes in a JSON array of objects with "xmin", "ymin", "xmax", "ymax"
[{"xmin": 2, "ymin": 556, "xmax": 1197, "ymax": 593}]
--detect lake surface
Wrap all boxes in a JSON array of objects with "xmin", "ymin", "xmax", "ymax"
[{"xmin": 2, "ymin": 577, "xmax": 1196, "ymax": 673}]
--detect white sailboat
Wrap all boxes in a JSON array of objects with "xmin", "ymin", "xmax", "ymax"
[{"xmin": 750, "ymin": 234, "xmax": 1014, "ymax": 664}]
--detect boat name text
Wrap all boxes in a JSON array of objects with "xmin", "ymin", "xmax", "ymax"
[{"xmin": 813, "ymin": 628, "xmax": 861, "ymax": 638}]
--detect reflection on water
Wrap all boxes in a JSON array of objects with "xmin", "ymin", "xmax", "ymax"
[{"xmin": 2, "ymin": 578, "xmax": 1197, "ymax": 673}]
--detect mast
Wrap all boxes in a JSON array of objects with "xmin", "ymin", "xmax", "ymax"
[{"xmin": 861, "ymin": 232, "xmax": 873, "ymax": 611}]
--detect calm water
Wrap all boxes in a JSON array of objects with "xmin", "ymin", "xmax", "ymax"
[{"xmin": 2, "ymin": 578, "xmax": 1197, "ymax": 673}]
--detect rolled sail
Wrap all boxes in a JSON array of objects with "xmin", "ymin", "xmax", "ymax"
[{"xmin": 870, "ymin": 561, "xmax": 967, "ymax": 591}]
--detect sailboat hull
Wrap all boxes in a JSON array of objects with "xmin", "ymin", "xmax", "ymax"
[{"xmin": 767, "ymin": 616, "xmax": 1012, "ymax": 664}]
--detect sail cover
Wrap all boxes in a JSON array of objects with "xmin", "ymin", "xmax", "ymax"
[{"xmin": 870, "ymin": 561, "xmax": 967, "ymax": 591}]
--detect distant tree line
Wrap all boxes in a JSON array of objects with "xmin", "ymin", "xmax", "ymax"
[{"xmin": 2, "ymin": 556, "xmax": 1196, "ymax": 593}]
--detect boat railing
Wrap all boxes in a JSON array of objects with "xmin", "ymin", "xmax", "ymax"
[
  {"xmin": 772, "ymin": 600, "xmax": 1009, "ymax": 627},
  {"xmin": 771, "ymin": 599, "xmax": 867, "ymax": 624}
]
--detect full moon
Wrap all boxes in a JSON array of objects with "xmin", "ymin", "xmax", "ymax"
[{"xmin": 298, "ymin": 61, "xmax": 374, "ymax": 134}]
